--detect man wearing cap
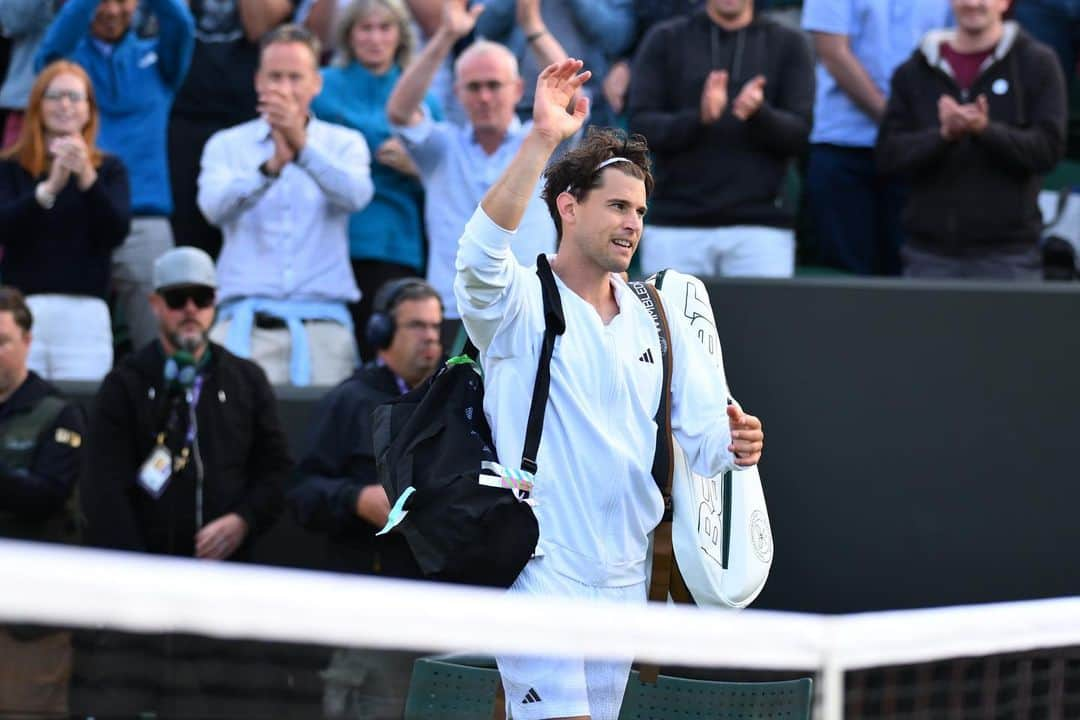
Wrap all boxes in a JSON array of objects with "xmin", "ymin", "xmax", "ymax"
[{"xmin": 83, "ymin": 246, "xmax": 291, "ymax": 560}]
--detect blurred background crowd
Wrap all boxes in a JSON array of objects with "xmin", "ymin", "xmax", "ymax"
[
  {"xmin": 3, "ymin": 1, "xmax": 1080, "ymax": 717},
  {"xmin": 1, "ymin": 0, "xmax": 1077, "ymax": 388}
]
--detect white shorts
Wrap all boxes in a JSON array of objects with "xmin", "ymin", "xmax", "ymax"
[{"xmin": 496, "ymin": 558, "xmax": 646, "ymax": 720}]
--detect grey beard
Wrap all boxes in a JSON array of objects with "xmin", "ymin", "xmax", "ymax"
[{"xmin": 170, "ymin": 329, "xmax": 208, "ymax": 354}]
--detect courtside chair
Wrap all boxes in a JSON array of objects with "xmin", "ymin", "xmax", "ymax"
[
  {"xmin": 404, "ymin": 655, "xmax": 501, "ymax": 720},
  {"xmin": 405, "ymin": 655, "xmax": 813, "ymax": 720},
  {"xmin": 619, "ymin": 671, "xmax": 813, "ymax": 720}
]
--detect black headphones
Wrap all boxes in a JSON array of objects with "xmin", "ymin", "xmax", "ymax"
[{"xmin": 364, "ymin": 278, "xmax": 441, "ymax": 350}]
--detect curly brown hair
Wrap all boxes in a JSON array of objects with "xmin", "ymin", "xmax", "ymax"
[{"xmin": 541, "ymin": 127, "xmax": 654, "ymax": 243}]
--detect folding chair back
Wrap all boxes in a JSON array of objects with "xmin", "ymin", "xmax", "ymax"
[{"xmin": 619, "ymin": 671, "xmax": 813, "ymax": 720}]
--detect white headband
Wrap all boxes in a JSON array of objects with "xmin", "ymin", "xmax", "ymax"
[{"xmin": 565, "ymin": 157, "xmax": 635, "ymax": 193}]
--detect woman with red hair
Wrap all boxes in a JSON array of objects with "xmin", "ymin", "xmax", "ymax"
[{"xmin": 0, "ymin": 60, "xmax": 130, "ymax": 380}]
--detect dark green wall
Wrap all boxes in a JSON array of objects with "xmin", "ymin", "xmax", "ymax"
[{"xmin": 61, "ymin": 278, "xmax": 1080, "ymax": 614}]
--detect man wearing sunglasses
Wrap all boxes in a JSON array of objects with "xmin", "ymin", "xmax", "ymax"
[{"xmin": 83, "ymin": 246, "xmax": 291, "ymax": 563}]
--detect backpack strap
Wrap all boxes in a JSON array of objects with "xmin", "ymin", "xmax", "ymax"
[{"xmin": 520, "ymin": 254, "xmax": 566, "ymax": 476}]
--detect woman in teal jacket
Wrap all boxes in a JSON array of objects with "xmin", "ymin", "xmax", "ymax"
[{"xmin": 312, "ymin": 0, "xmax": 442, "ymax": 360}]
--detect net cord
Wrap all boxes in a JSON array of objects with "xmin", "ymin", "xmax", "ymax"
[{"xmin": 3, "ymin": 539, "xmax": 1080, "ymax": 720}]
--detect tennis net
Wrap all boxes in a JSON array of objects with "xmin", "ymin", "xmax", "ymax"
[{"xmin": 1, "ymin": 539, "xmax": 1078, "ymax": 719}]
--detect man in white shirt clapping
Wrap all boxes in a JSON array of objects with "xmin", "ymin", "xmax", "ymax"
[{"xmin": 198, "ymin": 24, "xmax": 374, "ymax": 386}]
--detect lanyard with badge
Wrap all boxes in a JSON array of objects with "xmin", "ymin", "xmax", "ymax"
[{"xmin": 138, "ymin": 375, "xmax": 204, "ymax": 499}]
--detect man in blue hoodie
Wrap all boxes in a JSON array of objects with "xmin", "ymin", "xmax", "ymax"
[{"xmin": 37, "ymin": 0, "xmax": 194, "ymax": 353}]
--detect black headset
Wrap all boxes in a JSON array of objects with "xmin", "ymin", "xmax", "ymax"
[{"xmin": 364, "ymin": 278, "xmax": 440, "ymax": 350}]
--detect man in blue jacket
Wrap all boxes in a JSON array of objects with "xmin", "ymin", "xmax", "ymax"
[{"xmin": 37, "ymin": 0, "xmax": 194, "ymax": 353}]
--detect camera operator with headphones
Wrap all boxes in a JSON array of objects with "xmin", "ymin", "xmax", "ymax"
[
  {"xmin": 84, "ymin": 247, "xmax": 291, "ymax": 561},
  {"xmin": 288, "ymin": 277, "xmax": 442, "ymax": 719},
  {"xmin": 288, "ymin": 277, "xmax": 443, "ymax": 578}
]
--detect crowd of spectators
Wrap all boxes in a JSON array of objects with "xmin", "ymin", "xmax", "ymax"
[
  {"xmin": 0, "ymin": 0, "xmax": 1077, "ymax": 715},
  {"xmin": 0, "ymin": 0, "xmax": 1074, "ymax": 386}
]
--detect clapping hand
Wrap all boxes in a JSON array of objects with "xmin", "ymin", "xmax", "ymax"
[
  {"xmin": 532, "ymin": 58, "xmax": 590, "ymax": 146},
  {"xmin": 47, "ymin": 134, "xmax": 97, "ymax": 192},
  {"xmin": 44, "ymin": 140, "xmax": 73, "ymax": 196},
  {"xmin": 939, "ymin": 94, "xmax": 990, "ymax": 140},
  {"xmin": 732, "ymin": 75, "xmax": 767, "ymax": 121},
  {"xmin": 700, "ymin": 70, "xmax": 729, "ymax": 124},
  {"xmin": 259, "ymin": 88, "xmax": 305, "ymax": 172},
  {"xmin": 960, "ymin": 94, "xmax": 990, "ymax": 134}
]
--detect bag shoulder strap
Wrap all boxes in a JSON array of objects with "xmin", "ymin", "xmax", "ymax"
[
  {"xmin": 628, "ymin": 281, "xmax": 674, "ymax": 505},
  {"xmin": 520, "ymin": 254, "xmax": 566, "ymax": 475},
  {"xmin": 630, "ymin": 277, "xmax": 686, "ymax": 685}
]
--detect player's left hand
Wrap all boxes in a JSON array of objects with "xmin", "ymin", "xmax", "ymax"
[{"xmin": 727, "ymin": 403, "xmax": 764, "ymax": 467}]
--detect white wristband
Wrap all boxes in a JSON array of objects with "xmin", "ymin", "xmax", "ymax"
[{"xmin": 35, "ymin": 183, "xmax": 56, "ymax": 209}]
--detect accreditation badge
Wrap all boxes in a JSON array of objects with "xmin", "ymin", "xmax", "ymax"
[{"xmin": 138, "ymin": 445, "xmax": 173, "ymax": 498}]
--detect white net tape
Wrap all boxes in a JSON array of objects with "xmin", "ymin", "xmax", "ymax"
[{"xmin": 3, "ymin": 539, "xmax": 1079, "ymax": 719}]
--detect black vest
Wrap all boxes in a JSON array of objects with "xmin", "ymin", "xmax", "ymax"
[{"xmin": 0, "ymin": 395, "xmax": 81, "ymax": 545}]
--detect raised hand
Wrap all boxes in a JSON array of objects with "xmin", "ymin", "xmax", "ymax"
[
  {"xmin": 532, "ymin": 58, "xmax": 590, "ymax": 145},
  {"xmin": 732, "ymin": 75, "xmax": 766, "ymax": 121},
  {"xmin": 442, "ymin": 0, "xmax": 484, "ymax": 40},
  {"xmin": 700, "ymin": 70, "xmax": 729, "ymax": 124}
]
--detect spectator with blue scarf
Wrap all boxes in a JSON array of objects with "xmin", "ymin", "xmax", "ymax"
[{"xmin": 198, "ymin": 25, "xmax": 373, "ymax": 386}]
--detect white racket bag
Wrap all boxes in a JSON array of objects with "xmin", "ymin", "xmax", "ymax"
[{"xmin": 650, "ymin": 269, "xmax": 773, "ymax": 608}]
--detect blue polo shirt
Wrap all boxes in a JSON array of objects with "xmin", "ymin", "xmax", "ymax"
[{"xmin": 802, "ymin": 0, "xmax": 952, "ymax": 147}]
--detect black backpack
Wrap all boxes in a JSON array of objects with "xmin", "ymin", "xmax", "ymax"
[{"xmin": 372, "ymin": 256, "xmax": 565, "ymax": 587}]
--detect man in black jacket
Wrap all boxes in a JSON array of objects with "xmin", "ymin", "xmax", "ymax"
[
  {"xmin": 288, "ymin": 278, "xmax": 442, "ymax": 577},
  {"xmin": 287, "ymin": 278, "xmax": 440, "ymax": 720},
  {"xmin": 83, "ymin": 246, "xmax": 290, "ymax": 560},
  {"xmin": 0, "ymin": 286, "xmax": 85, "ymax": 718},
  {"xmin": 628, "ymin": 0, "xmax": 813, "ymax": 279},
  {"xmin": 876, "ymin": 0, "xmax": 1067, "ymax": 279}
]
